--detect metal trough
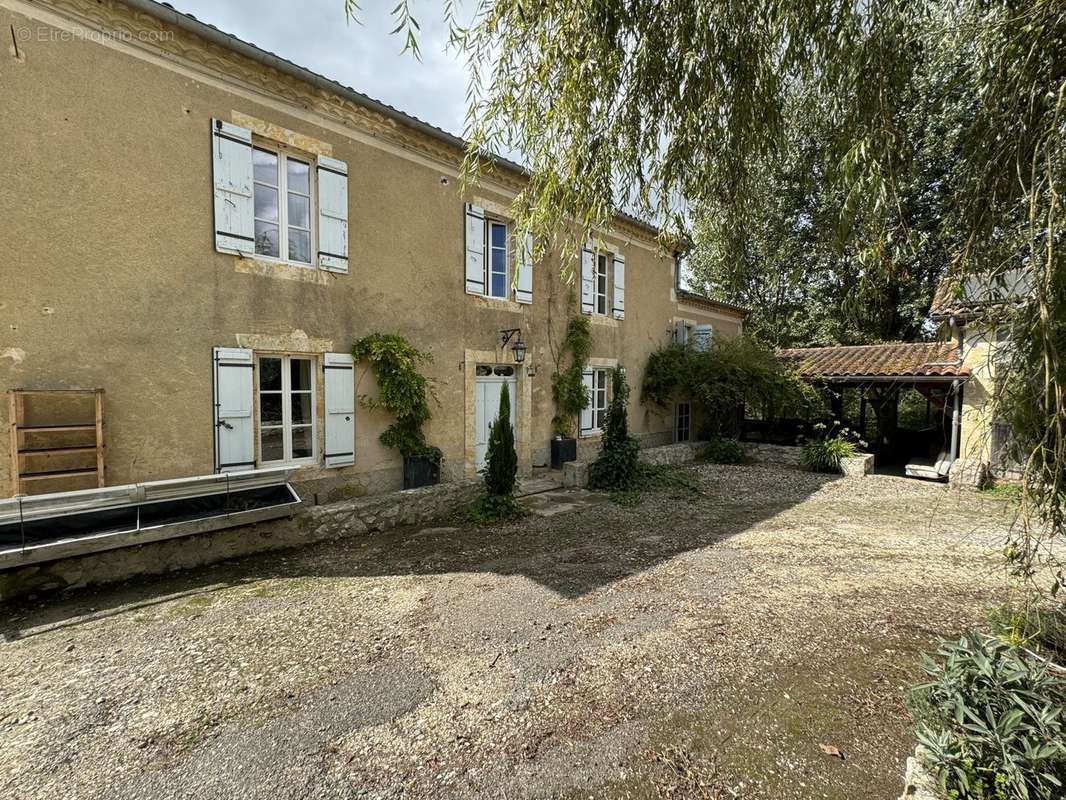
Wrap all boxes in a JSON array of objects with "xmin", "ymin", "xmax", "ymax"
[{"xmin": 0, "ymin": 467, "xmax": 302, "ymax": 569}]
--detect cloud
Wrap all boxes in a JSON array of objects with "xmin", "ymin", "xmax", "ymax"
[{"xmin": 171, "ymin": 0, "xmax": 470, "ymax": 137}]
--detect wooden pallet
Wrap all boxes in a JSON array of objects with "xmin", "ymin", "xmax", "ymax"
[{"xmin": 8, "ymin": 389, "xmax": 104, "ymax": 496}]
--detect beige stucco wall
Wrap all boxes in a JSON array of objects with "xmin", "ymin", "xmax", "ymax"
[
  {"xmin": 957, "ymin": 326, "xmax": 999, "ymax": 465},
  {"xmin": 0, "ymin": 0, "xmax": 743, "ymax": 498}
]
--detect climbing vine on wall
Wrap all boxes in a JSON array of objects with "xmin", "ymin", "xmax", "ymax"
[
  {"xmin": 550, "ymin": 315, "xmax": 593, "ymax": 437},
  {"xmin": 352, "ymin": 333, "xmax": 441, "ymax": 461}
]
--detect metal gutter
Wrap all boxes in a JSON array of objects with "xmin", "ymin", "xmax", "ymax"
[{"xmin": 119, "ymin": 0, "xmax": 662, "ymax": 238}]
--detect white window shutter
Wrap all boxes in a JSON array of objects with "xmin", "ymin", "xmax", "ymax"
[
  {"xmin": 317, "ymin": 155, "xmax": 349, "ymax": 272},
  {"xmin": 612, "ymin": 254, "xmax": 625, "ymax": 320},
  {"xmin": 515, "ymin": 232, "xmax": 533, "ymax": 304},
  {"xmin": 579, "ymin": 369, "xmax": 595, "ymax": 435},
  {"xmin": 323, "ymin": 353, "xmax": 355, "ymax": 467},
  {"xmin": 211, "ymin": 120, "xmax": 255, "ymax": 255},
  {"xmin": 693, "ymin": 324, "xmax": 714, "ymax": 352},
  {"xmin": 213, "ymin": 347, "xmax": 255, "ymax": 473},
  {"xmin": 465, "ymin": 204, "xmax": 486, "ymax": 295},
  {"xmin": 580, "ymin": 246, "xmax": 595, "ymax": 314}
]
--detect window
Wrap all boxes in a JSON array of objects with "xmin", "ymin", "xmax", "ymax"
[
  {"xmin": 591, "ymin": 369, "xmax": 608, "ymax": 431},
  {"xmin": 675, "ymin": 402, "xmax": 691, "ymax": 443},
  {"xmin": 258, "ymin": 355, "xmax": 316, "ymax": 464},
  {"xmin": 487, "ymin": 220, "xmax": 509, "ymax": 298},
  {"xmin": 594, "ymin": 252, "xmax": 609, "ymax": 315},
  {"xmin": 673, "ymin": 321, "xmax": 693, "ymax": 345},
  {"xmin": 253, "ymin": 146, "xmax": 314, "ymax": 265}
]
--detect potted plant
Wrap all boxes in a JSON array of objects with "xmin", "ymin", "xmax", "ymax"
[
  {"xmin": 352, "ymin": 333, "xmax": 443, "ymax": 490},
  {"xmin": 549, "ymin": 316, "xmax": 592, "ymax": 469}
]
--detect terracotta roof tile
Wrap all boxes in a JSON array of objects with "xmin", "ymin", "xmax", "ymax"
[{"xmin": 777, "ymin": 341, "xmax": 969, "ymax": 379}]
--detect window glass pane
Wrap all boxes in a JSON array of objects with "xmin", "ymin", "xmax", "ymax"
[
  {"xmin": 491, "ymin": 223, "xmax": 507, "ymax": 248},
  {"xmin": 290, "ymin": 358, "xmax": 312, "ymax": 391},
  {"xmin": 259, "ymin": 358, "xmax": 282, "ymax": 390},
  {"xmin": 291, "ymin": 393, "xmax": 313, "ymax": 425},
  {"xmin": 260, "ymin": 394, "xmax": 283, "ymax": 425},
  {"xmin": 254, "ymin": 184, "xmax": 278, "ymax": 222},
  {"xmin": 491, "ymin": 271, "xmax": 506, "ymax": 298},
  {"xmin": 287, "ymin": 159, "xmax": 310, "ymax": 194},
  {"xmin": 291, "ymin": 426, "xmax": 313, "ymax": 459},
  {"xmin": 288, "ymin": 228, "xmax": 310, "ymax": 263},
  {"xmin": 253, "ymin": 148, "xmax": 278, "ymax": 185},
  {"xmin": 261, "ymin": 427, "xmax": 284, "ymax": 462},
  {"xmin": 288, "ymin": 193, "xmax": 310, "ymax": 228},
  {"xmin": 254, "ymin": 221, "xmax": 279, "ymax": 257}
]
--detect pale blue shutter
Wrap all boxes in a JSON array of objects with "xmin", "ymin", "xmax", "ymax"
[
  {"xmin": 317, "ymin": 156, "xmax": 349, "ymax": 272},
  {"xmin": 515, "ymin": 233, "xmax": 533, "ymax": 304},
  {"xmin": 693, "ymin": 324, "xmax": 713, "ymax": 352},
  {"xmin": 465, "ymin": 204, "xmax": 486, "ymax": 294},
  {"xmin": 612, "ymin": 254, "xmax": 625, "ymax": 320},
  {"xmin": 211, "ymin": 120, "xmax": 255, "ymax": 255},
  {"xmin": 580, "ymin": 247, "xmax": 595, "ymax": 314},
  {"xmin": 213, "ymin": 347, "xmax": 255, "ymax": 473},
  {"xmin": 324, "ymin": 353, "xmax": 355, "ymax": 467}
]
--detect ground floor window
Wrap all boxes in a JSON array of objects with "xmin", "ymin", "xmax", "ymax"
[
  {"xmin": 590, "ymin": 369, "xmax": 608, "ymax": 432},
  {"xmin": 675, "ymin": 402, "xmax": 691, "ymax": 443},
  {"xmin": 258, "ymin": 354, "xmax": 316, "ymax": 464}
]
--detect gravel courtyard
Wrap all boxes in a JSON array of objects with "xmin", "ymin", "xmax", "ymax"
[{"xmin": 0, "ymin": 464, "xmax": 1015, "ymax": 800}]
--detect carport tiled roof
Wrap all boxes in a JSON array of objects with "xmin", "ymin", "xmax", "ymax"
[{"xmin": 777, "ymin": 341, "xmax": 968, "ymax": 379}]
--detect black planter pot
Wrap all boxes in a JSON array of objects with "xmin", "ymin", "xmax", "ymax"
[
  {"xmin": 403, "ymin": 455, "xmax": 441, "ymax": 489},
  {"xmin": 550, "ymin": 437, "xmax": 577, "ymax": 469}
]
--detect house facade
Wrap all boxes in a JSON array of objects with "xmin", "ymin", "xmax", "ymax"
[{"xmin": 1, "ymin": 0, "xmax": 744, "ymax": 500}]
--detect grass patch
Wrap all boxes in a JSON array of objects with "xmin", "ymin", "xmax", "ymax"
[{"xmin": 979, "ymin": 480, "xmax": 1022, "ymax": 503}]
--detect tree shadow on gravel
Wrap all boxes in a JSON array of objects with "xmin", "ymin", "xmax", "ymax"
[{"xmin": 1, "ymin": 466, "xmax": 842, "ymax": 639}]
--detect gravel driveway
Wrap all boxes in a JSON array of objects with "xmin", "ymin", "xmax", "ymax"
[{"xmin": 0, "ymin": 464, "xmax": 1014, "ymax": 799}]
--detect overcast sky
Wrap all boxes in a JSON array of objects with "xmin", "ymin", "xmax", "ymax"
[{"xmin": 172, "ymin": 0, "xmax": 471, "ymax": 138}]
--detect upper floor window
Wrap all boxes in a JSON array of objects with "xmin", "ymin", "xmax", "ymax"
[
  {"xmin": 594, "ymin": 252, "xmax": 609, "ymax": 315},
  {"xmin": 211, "ymin": 118, "xmax": 349, "ymax": 273},
  {"xmin": 464, "ymin": 203, "xmax": 534, "ymax": 304},
  {"xmin": 487, "ymin": 220, "xmax": 510, "ymax": 299},
  {"xmin": 253, "ymin": 147, "xmax": 313, "ymax": 265},
  {"xmin": 581, "ymin": 245, "xmax": 625, "ymax": 320}
]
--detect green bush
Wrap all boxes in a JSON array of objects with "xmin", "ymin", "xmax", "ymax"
[
  {"xmin": 483, "ymin": 382, "xmax": 517, "ymax": 497},
  {"xmin": 801, "ymin": 436, "xmax": 857, "ymax": 473},
  {"xmin": 588, "ymin": 367, "xmax": 641, "ymax": 491},
  {"xmin": 468, "ymin": 383, "xmax": 524, "ymax": 523},
  {"xmin": 700, "ymin": 438, "xmax": 747, "ymax": 464},
  {"xmin": 908, "ymin": 633, "xmax": 1066, "ymax": 799},
  {"xmin": 642, "ymin": 336, "xmax": 817, "ymax": 438}
]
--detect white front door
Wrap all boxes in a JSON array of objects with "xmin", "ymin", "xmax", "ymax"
[{"xmin": 475, "ymin": 366, "xmax": 518, "ymax": 470}]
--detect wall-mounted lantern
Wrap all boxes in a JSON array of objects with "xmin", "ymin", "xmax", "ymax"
[{"xmin": 500, "ymin": 328, "xmax": 527, "ymax": 364}]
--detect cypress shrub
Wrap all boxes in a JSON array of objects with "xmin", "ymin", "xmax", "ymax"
[{"xmin": 484, "ymin": 383, "xmax": 518, "ymax": 497}]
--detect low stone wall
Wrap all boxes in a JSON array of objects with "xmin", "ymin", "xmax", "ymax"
[
  {"xmin": 638, "ymin": 442, "xmax": 703, "ymax": 466},
  {"xmin": 563, "ymin": 441, "xmax": 703, "ymax": 488},
  {"xmin": 0, "ymin": 479, "xmax": 482, "ymax": 602},
  {"xmin": 742, "ymin": 442, "xmax": 803, "ymax": 467}
]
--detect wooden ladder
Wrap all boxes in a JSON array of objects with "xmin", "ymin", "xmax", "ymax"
[{"xmin": 8, "ymin": 389, "xmax": 105, "ymax": 496}]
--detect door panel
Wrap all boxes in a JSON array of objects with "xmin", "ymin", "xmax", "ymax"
[{"xmin": 475, "ymin": 373, "xmax": 517, "ymax": 469}]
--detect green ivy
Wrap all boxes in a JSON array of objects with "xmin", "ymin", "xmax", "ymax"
[
  {"xmin": 352, "ymin": 333, "xmax": 441, "ymax": 461},
  {"xmin": 551, "ymin": 316, "xmax": 593, "ymax": 437},
  {"xmin": 642, "ymin": 336, "xmax": 817, "ymax": 438}
]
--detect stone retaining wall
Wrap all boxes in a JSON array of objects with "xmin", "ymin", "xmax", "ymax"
[
  {"xmin": 563, "ymin": 441, "xmax": 703, "ymax": 487},
  {"xmin": 741, "ymin": 442, "xmax": 804, "ymax": 466},
  {"xmin": 0, "ymin": 479, "xmax": 482, "ymax": 602}
]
